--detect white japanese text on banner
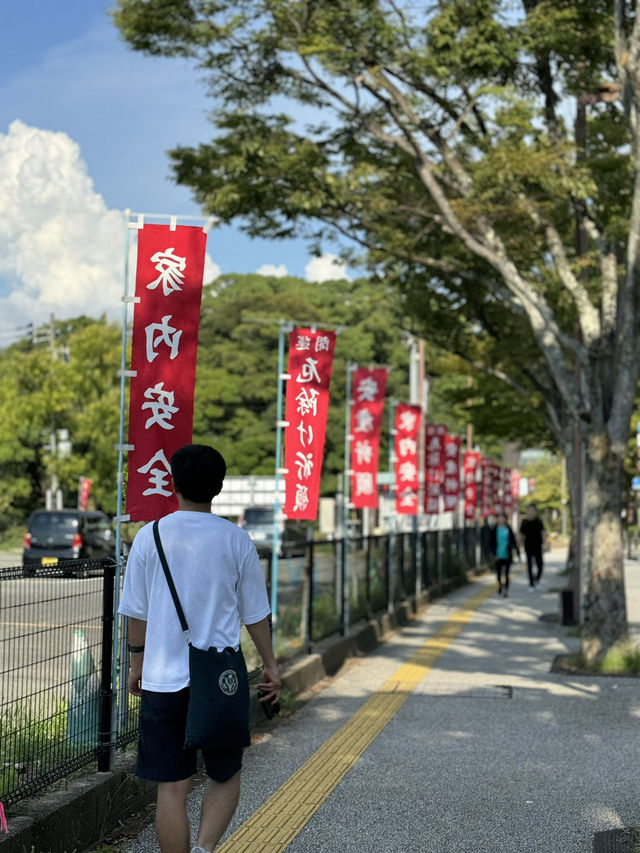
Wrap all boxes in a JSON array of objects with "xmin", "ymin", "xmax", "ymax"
[
  {"xmin": 425, "ymin": 423, "xmax": 446, "ymax": 515},
  {"xmin": 283, "ymin": 328, "xmax": 336, "ymax": 520},
  {"xmin": 350, "ymin": 367, "xmax": 387, "ymax": 509},
  {"xmin": 442, "ymin": 435, "xmax": 461, "ymax": 512},
  {"xmin": 126, "ymin": 224, "xmax": 206, "ymax": 521},
  {"xmin": 394, "ymin": 403, "xmax": 421, "ymax": 515}
]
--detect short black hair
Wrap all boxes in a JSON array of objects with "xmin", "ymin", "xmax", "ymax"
[{"xmin": 170, "ymin": 444, "xmax": 226, "ymax": 503}]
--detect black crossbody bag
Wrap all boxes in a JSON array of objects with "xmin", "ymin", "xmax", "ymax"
[{"xmin": 152, "ymin": 520, "xmax": 251, "ymax": 751}]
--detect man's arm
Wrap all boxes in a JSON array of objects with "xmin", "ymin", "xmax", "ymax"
[
  {"xmin": 245, "ymin": 616, "xmax": 281, "ymax": 703},
  {"xmin": 126, "ymin": 616, "xmax": 147, "ymax": 697}
]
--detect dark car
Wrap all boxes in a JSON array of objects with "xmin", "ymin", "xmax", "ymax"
[
  {"xmin": 238, "ymin": 505, "xmax": 308, "ymax": 560},
  {"xmin": 23, "ymin": 509, "xmax": 117, "ymax": 577}
]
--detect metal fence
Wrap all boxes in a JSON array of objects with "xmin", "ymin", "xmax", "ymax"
[{"xmin": 0, "ymin": 526, "xmax": 484, "ymax": 809}]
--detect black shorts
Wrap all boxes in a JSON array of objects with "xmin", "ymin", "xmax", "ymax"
[{"xmin": 137, "ymin": 687, "xmax": 243, "ymax": 783}]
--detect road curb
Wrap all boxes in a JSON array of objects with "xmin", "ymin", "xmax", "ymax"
[{"xmin": 0, "ymin": 572, "xmax": 480, "ymax": 853}]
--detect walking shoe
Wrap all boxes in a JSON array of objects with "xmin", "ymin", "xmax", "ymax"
[
  {"xmin": 497, "ymin": 585, "xmax": 503, "ymax": 595},
  {"xmin": 503, "ymin": 588, "xmax": 508, "ymax": 597},
  {"xmin": 192, "ymin": 847, "xmax": 210, "ymax": 853},
  {"xmin": 528, "ymin": 586, "xmax": 534, "ymax": 593}
]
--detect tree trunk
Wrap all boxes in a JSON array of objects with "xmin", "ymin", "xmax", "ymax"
[{"xmin": 580, "ymin": 430, "xmax": 628, "ymax": 661}]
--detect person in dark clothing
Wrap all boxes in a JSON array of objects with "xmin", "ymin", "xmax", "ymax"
[
  {"xmin": 488, "ymin": 512, "xmax": 520, "ymax": 597},
  {"xmin": 519, "ymin": 503, "xmax": 546, "ymax": 590}
]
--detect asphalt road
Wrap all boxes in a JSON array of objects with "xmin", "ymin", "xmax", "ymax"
[{"xmin": 0, "ymin": 570, "xmax": 105, "ymax": 707}]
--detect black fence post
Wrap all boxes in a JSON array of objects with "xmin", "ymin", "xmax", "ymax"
[
  {"xmin": 365, "ymin": 534, "xmax": 372, "ymax": 616},
  {"xmin": 98, "ymin": 559, "xmax": 116, "ymax": 773},
  {"xmin": 306, "ymin": 538, "xmax": 314, "ymax": 651}
]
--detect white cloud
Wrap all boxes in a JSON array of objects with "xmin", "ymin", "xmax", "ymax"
[
  {"xmin": 257, "ymin": 263, "xmax": 288, "ymax": 278},
  {"xmin": 0, "ymin": 121, "xmax": 221, "ymax": 331},
  {"xmin": 204, "ymin": 254, "xmax": 221, "ymax": 283},
  {"xmin": 0, "ymin": 120, "xmax": 123, "ymax": 327},
  {"xmin": 305, "ymin": 253, "xmax": 350, "ymax": 283}
]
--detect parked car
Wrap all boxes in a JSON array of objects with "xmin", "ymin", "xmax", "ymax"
[
  {"xmin": 22, "ymin": 509, "xmax": 117, "ymax": 577},
  {"xmin": 238, "ymin": 506, "xmax": 308, "ymax": 560}
]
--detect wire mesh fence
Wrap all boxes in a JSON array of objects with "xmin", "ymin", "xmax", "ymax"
[
  {"xmin": 1, "ymin": 526, "xmax": 485, "ymax": 809},
  {"xmin": 1, "ymin": 560, "xmax": 112, "ymax": 807}
]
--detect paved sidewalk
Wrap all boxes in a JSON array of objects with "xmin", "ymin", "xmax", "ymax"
[{"xmin": 124, "ymin": 552, "xmax": 640, "ymax": 853}]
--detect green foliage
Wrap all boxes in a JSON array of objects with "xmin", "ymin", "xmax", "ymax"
[
  {"xmin": 0, "ymin": 320, "xmax": 122, "ymax": 533},
  {"xmin": 0, "ymin": 698, "xmax": 68, "ymax": 804},
  {"xmin": 564, "ymin": 642, "xmax": 640, "ymax": 675},
  {"xmin": 519, "ymin": 454, "xmax": 565, "ymax": 530},
  {"xmin": 110, "ymin": 0, "xmax": 637, "ymax": 459}
]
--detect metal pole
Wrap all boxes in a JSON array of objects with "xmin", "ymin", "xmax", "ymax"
[
  {"xmin": 111, "ymin": 210, "xmax": 134, "ymax": 749},
  {"xmin": 271, "ymin": 320, "xmax": 288, "ymax": 637},
  {"xmin": 388, "ymin": 399, "xmax": 397, "ymax": 612},
  {"xmin": 342, "ymin": 362, "xmax": 354, "ymax": 636}
]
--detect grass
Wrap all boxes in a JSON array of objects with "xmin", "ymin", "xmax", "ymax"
[
  {"xmin": 0, "ymin": 699, "xmax": 69, "ymax": 805},
  {"xmin": 560, "ymin": 642, "xmax": 640, "ymax": 676}
]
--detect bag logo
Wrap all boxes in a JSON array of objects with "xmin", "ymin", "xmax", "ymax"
[{"xmin": 219, "ymin": 669, "xmax": 239, "ymax": 696}]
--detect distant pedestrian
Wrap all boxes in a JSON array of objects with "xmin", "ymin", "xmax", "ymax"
[
  {"xmin": 519, "ymin": 503, "xmax": 546, "ymax": 590},
  {"xmin": 118, "ymin": 444, "xmax": 281, "ymax": 853},
  {"xmin": 488, "ymin": 512, "xmax": 520, "ymax": 597}
]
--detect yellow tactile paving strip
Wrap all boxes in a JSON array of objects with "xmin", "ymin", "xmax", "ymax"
[{"xmin": 219, "ymin": 581, "xmax": 495, "ymax": 852}]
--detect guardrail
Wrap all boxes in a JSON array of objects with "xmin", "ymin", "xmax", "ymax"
[{"xmin": 0, "ymin": 527, "xmax": 486, "ymax": 809}]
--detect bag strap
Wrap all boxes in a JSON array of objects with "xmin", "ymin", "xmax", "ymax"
[{"xmin": 152, "ymin": 520, "xmax": 189, "ymax": 634}]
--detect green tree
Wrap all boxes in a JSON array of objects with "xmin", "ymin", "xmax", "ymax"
[
  {"xmin": 0, "ymin": 319, "xmax": 122, "ymax": 535},
  {"xmin": 112, "ymin": 0, "xmax": 640, "ymax": 658},
  {"xmin": 520, "ymin": 456, "xmax": 564, "ymax": 529},
  {"xmin": 193, "ymin": 273, "xmax": 412, "ymax": 492}
]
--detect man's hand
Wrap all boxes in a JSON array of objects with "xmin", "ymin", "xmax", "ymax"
[
  {"xmin": 258, "ymin": 664, "xmax": 282, "ymax": 704},
  {"xmin": 127, "ymin": 666, "xmax": 143, "ymax": 697}
]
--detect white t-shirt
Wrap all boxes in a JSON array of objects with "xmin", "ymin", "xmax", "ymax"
[{"xmin": 118, "ymin": 511, "xmax": 271, "ymax": 692}]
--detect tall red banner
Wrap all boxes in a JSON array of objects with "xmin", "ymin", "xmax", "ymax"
[
  {"xmin": 443, "ymin": 436, "xmax": 461, "ymax": 512},
  {"xmin": 502, "ymin": 468, "xmax": 513, "ymax": 512},
  {"xmin": 78, "ymin": 477, "xmax": 92, "ymax": 511},
  {"xmin": 394, "ymin": 404, "xmax": 421, "ymax": 514},
  {"xmin": 511, "ymin": 469, "xmax": 521, "ymax": 505},
  {"xmin": 463, "ymin": 452, "xmax": 481, "ymax": 521},
  {"xmin": 283, "ymin": 328, "xmax": 336, "ymax": 520},
  {"xmin": 480, "ymin": 460, "xmax": 495, "ymax": 518},
  {"xmin": 126, "ymin": 224, "xmax": 206, "ymax": 521},
  {"xmin": 350, "ymin": 367, "xmax": 387, "ymax": 509},
  {"xmin": 425, "ymin": 423, "xmax": 446, "ymax": 515}
]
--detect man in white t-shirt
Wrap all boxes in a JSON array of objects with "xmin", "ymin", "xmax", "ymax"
[{"xmin": 119, "ymin": 444, "xmax": 281, "ymax": 853}]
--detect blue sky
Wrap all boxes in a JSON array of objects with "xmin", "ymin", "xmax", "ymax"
[{"xmin": 0, "ymin": 1, "xmax": 348, "ymax": 341}]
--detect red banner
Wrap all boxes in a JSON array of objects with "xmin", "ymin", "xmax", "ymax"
[
  {"xmin": 425, "ymin": 423, "xmax": 446, "ymax": 515},
  {"xmin": 126, "ymin": 224, "xmax": 207, "ymax": 521},
  {"xmin": 502, "ymin": 468, "xmax": 513, "ymax": 512},
  {"xmin": 480, "ymin": 460, "xmax": 495, "ymax": 518},
  {"xmin": 463, "ymin": 452, "xmax": 481, "ymax": 521},
  {"xmin": 394, "ymin": 403, "xmax": 421, "ymax": 514},
  {"xmin": 511, "ymin": 469, "xmax": 521, "ymax": 505},
  {"xmin": 442, "ymin": 436, "xmax": 461, "ymax": 512},
  {"xmin": 78, "ymin": 477, "xmax": 92, "ymax": 511},
  {"xmin": 283, "ymin": 328, "xmax": 336, "ymax": 519},
  {"xmin": 350, "ymin": 367, "xmax": 387, "ymax": 509}
]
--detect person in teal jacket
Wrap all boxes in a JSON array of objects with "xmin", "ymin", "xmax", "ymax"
[{"xmin": 488, "ymin": 512, "xmax": 521, "ymax": 597}]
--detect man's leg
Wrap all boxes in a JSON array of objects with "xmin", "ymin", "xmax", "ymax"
[
  {"xmin": 525, "ymin": 549, "xmax": 535, "ymax": 586},
  {"xmin": 156, "ymin": 778, "xmax": 192, "ymax": 853},
  {"xmin": 196, "ymin": 771, "xmax": 241, "ymax": 851},
  {"xmin": 535, "ymin": 546, "xmax": 544, "ymax": 583}
]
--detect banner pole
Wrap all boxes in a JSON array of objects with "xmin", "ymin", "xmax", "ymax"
[
  {"xmin": 388, "ymin": 399, "xmax": 398, "ymax": 613},
  {"xmin": 342, "ymin": 361, "xmax": 354, "ymax": 636},
  {"xmin": 111, "ymin": 210, "xmax": 134, "ymax": 758},
  {"xmin": 271, "ymin": 320, "xmax": 287, "ymax": 638}
]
